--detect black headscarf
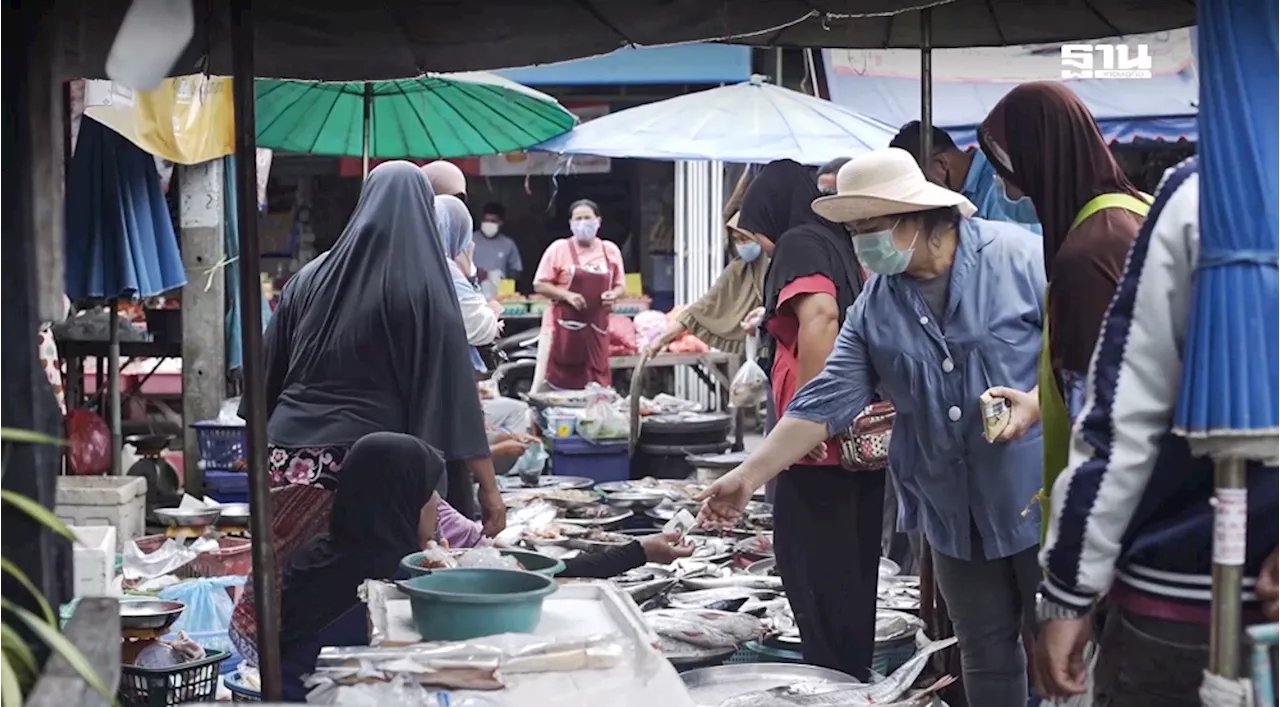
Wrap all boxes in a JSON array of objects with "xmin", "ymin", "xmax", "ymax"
[
  {"xmin": 279, "ymin": 432, "xmax": 442, "ymax": 645},
  {"xmin": 739, "ymin": 160, "xmax": 863, "ymax": 327},
  {"xmin": 260, "ymin": 161, "xmax": 489, "ymax": 462}
]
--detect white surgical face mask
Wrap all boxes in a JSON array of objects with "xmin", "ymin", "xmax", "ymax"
[{"xmin": 479, "ymin": 222, "xmax": 500, "ymax": 237}]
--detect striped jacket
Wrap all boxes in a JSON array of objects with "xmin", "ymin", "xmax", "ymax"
[{"xmin": 1040, "ymin": 156, "xmax": 1279, "ymax": 615}]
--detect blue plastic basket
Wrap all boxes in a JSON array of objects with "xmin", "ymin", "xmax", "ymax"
[
  {"xmin": 225, "ymin": 671, "xmax": 261, "ymax": 702},
  {"xmin": 191, "ymin": 421, "xmax": 247, "ymax": 472}
]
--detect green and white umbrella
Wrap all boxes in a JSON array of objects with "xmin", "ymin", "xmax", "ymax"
[{"xmin": 255, "ymin": 72, "xmax": 577, "ymax": 174}]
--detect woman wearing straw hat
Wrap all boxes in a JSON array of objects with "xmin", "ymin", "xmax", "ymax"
[{"xmin": 697, "ymin": 148, "xmax": 1047, "ymax": 707}]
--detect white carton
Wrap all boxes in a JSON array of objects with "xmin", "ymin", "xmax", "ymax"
[
  {"xmin": 56, "ymin": 476, "xmax": 147, "ymax": 551},
  {"xmin": 69, "ymin": 525, "xmax": 117, "ymax": 597}
]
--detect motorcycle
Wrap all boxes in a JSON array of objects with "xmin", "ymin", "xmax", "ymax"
[{"xmin": 490, "ymin": 327, "xmax": 539, "ymax": 399}]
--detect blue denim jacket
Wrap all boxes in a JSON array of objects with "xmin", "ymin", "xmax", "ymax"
[{"xmin": 786, "ymin": 218, "xmax": 1046, "ymax": 560}]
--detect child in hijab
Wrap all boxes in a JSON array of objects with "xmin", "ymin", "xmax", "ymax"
[{"xmin": 277, "ymin": 432, "xmax": 444, "ymax": 701}]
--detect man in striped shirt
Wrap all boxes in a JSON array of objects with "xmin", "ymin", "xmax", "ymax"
[{"xmin": 1034, "ymin": 156, "xmax": 1279, "ymax": 705}]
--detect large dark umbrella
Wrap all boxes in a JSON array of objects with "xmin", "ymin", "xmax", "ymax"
[{"xmin": 60, "ymin": 0, "xmax": 940, "ymax": 81}]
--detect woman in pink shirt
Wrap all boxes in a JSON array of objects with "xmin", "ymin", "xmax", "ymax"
[{"xmin": 531, "ymin": 199, "xmax": 626, "ymax": 392}]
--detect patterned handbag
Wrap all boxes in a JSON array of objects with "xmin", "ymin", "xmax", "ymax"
[{"xmin": 839, "ymin": 401, "xmax": 896, "ymax": 471}]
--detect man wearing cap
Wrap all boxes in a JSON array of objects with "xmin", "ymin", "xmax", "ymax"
[
  {"xmin": 890, "ymin": 121, "xmax": 1042, "ymax": 235},
  {"xmin": 698, "ymin": 148, "xmax": 1047, "ymax": 707}
]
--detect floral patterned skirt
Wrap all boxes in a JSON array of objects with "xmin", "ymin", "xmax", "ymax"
[{"xmin": 267, "ymin": 444, "xmax": 347, "ymax": 490}]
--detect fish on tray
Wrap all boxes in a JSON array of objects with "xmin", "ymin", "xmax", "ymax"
[
  {"xmin": 666, "ymin": 586, "xmax": 778, "ymax": 611},
  {"xmin": 646, "ymin": 609, "xmax": 764, "ymax": 643},
  {"xmin": 679, "ymin": 574, "xmax": 784, "ymax": 591},
  {"xmin": 648, "ymin": 614, "xmax": 741, "ymax": 650},
  {"xmin": 715, "ymin": 637, "xmax": 958, "ymax": 707}
]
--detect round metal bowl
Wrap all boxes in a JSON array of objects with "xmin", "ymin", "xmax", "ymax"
[
  {"xmin": 120, "ymin": 600, "xmax": 185, "ymax": 631},
  {"xmin": 601, "ymin": 490, "xmax": 666, "ymax": 509},
  {"xmin": 154, "ymin": 507, "xmax": 222, "ymax": 527},
  {"xmin": 214, "ymin": 503, "xmax": 251, "ymax": 526}
]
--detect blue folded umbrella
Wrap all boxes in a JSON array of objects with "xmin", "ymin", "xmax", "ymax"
[
  {"xmin": 64, "ymin": 117, "xmax": 186, "ymax": 301},
  {"xmin": 1174, "ymin": 0, "xmax": 1279, "ymax": 453}
]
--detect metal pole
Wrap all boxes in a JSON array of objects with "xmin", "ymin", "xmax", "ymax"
[
  {"xmin": 362, "ymin": 82, "xmax": 373, "ymax": 180},
  {"xmin": 915, "ymin": 7, "xmax": 939, "ymax": 641},
  {"xmin": 1210, "ymin": 458, "xmax": 1248, "ymax": 678},
  {"xmin": 229, "ymin": 0, "xmax": 283, "ymax": 700},
  {"xmin": 107, "ymin": 298, "xmax": 122, "ymax": 476}
]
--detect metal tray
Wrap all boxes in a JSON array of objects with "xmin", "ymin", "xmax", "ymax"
[
  {"xmin": 120, "ymin": 599, "xmax": 186, "ymax": 631},
  {"xmin": 681, "ymin": 662, "xmax": 859, "ymax": 707},
  {"xmin": 558, "ymin": 508, "xmax": 634, "ymax": 527},
  {"xmin": 213, "ymin": 502, "xmax": 250, "ymax": 526},
  {"xmin": 745, "ymin": 556, "xmax": 900, "ymax": 578},
  {"xmin": 600, "ymin": 490, "xmax": 667, "ymax": 509},
  {"xmin": 154, "ymin": 507, "xmax": 222, "ymax": 527},
  {"xmin": 499, "ymin": 475, "xmax": 596, "ymax": 490}
]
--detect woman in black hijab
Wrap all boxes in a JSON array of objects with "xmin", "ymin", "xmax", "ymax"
[
  {"xmin": 229, "ymin": 161, "xmax": 504, "ymax": 666},
  {"xmin": 734, "ymin": 160, "xmax": 883, "ymax": 680},
  {"xmin": 277, "ymin": 432, "xmax": 442, "ymax": 701}
]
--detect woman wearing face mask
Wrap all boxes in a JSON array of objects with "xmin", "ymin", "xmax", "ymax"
[
  {"xmin": 697, "ymin": 148, "xmax": 1047, "ymax": 707},
  {"xmin": 977, "ymin": 82, "xmax": 1151, "ymax": 527},
  {"xmin": 644, "ymin": 170, "xmax": 771, "ymax": 357},
  {"xmin": 531, "ymin": 199, "xmax": 626, "ymax": 392}
]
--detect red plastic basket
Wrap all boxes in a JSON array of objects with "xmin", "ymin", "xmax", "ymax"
[{"xmin": 135, "ymin": 535, "xmax": 253, "ymax": 578}]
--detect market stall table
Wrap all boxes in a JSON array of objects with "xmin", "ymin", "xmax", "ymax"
[
  {"xmin": 617, "ymin": 352, "xmax": 744, "ymax": 451},
  {"xmin": 58, "ymin": 339, "xmax": 184, "ymax": 427}
]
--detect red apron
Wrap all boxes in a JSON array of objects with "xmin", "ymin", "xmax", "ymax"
[{"xmin": 544, "ymin": 243, "xmax": 613, "ymax": 390}]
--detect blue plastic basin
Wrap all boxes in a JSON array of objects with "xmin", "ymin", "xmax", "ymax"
[
  {"xmin": 396, "ymin": 569, "xmax": 557, "ymax": 641},
  {"xmin": 400, "ymin": 549, "xmax": 565, "ymax": 578}
]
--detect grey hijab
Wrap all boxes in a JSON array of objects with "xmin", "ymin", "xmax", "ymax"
[{"xmin": 259, "ymin": 161, "xmax": 489, "ymax": 462}]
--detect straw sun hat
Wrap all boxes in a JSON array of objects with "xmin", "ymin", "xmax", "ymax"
[{"xmin": 811, "ymin": 147, "xmax": 977, "ymax": 224}]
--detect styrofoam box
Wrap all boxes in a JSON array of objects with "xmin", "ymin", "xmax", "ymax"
[
  {"xmin": 70, "ymin": 525, "xmax": 117, "ymax": 597},
  {"xmin": 56, "ymin": 476, "xmax": 147, "ymax": 552}
]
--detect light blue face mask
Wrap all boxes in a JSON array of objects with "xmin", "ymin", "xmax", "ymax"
[
  {"xmin": 994, "ymin": 175, "xmax": 1039, "ymax": 223},
  {"xmin": 852, "ymin": 220, "xmax": 917, "ymax": 276},
  {"xmin": 736, "ymin": 241, "xmax": 763, "ymax": 263}
]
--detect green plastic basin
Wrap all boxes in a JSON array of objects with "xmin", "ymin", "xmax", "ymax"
[
  {"xmin": 400, "ymin": 549, "xmax": 566, "ymax": 578},
  {"xmin": 397, "ymin": 569, "xmax": 557, "ymax": 641}
]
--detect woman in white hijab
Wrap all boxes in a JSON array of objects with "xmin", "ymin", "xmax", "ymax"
[{"xmin": 435, "ymin": 194, "xmax": 500, "ymax": 350}]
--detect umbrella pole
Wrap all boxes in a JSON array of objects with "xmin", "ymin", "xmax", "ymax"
[
  {"xmin": 230, "ymin": 0, "xmax": 283, "ymax": 700},
  {"xmin": 1210, "ymin": 457, "xmax": 1247, "ymax": 678},
  {"xmin": 915, "ymin": 6, "xmax": 938, "ymax": 640},
  {"xmin": 362, "ymin": 82, "xmax": 372, "ymax": 180},
  {"xmin": 108, "ymin": 298, "xmax": 122, "ymax": 476}
]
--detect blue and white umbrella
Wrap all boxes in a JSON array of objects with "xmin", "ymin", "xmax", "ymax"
[
  {"xmin": 1173, "ymin": 0, "xmax": 1277, "ymax": 701},
  {"xmin": 534, "ymin": 75, "xmax": 897, "ymax": 166}
]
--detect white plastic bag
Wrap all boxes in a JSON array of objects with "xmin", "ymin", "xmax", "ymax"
[
  {"xmin": 575, "ymin": 384, "xmax": 629, "ymax": 442},
  {"xmin": 729, "ymin": 336, "xmax": 769, "ymax": 408},
  {"xmin": 509, "ymin": 443, "xmax": 548, "ymax": 477}
]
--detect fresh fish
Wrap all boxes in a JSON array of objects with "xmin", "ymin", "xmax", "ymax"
[
  {"xmin": 680, "ymin": 575, "xmax": 785, "ymax": 591},
  {"xmin": 646, "ymin": 609, "xmax": 764, "ymax": 643},
  {"xmin": 639, "ymin": 593, "xmax": 671, "ymax": 612},
  {"xmin": 715, "ymin": 637, "xmax": 957, "ymax": 707},
  {"xmin": 647, "ymin": 614, "xmax": 740, "ymax": 649},
  {"xmin": 625, "ymin": 577, "xmax": 677, "ymax": 604},
  {"xmin": 667, "ymin": 586, "xmax": 775, "ymax": 611}
]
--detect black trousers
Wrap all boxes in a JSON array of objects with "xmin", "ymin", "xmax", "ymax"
[
  {"xmin": 444, "ymin": 459, "xmax": 475, "ymax": 518},
  {"xmin": 773, "ymin": 464, "xmax": 885, "ymax": 680}
]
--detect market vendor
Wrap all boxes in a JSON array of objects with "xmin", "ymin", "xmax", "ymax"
[
  {"xmin": 277, "ymin": 432, "xmax": 443, "ymax": 702},
  {"xmin": 643, "ymin": 172, "xmax": 772, "ymax": 357},
  {"xmin": 530, "ymin": 199, "xmax": 626, "ymax": 392},
  {"xmin": 433, "ymin": 495, "xmax": 693, "ymax": 575}
]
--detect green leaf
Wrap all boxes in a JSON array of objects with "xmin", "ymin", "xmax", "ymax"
[
  {"xmin": 1, "ymin": 599, "xmax": 114, "ymax": 704},
  {"xmin": 1, "ymin": 650, "xmax": 24, "ymax": 707},
  {"xmin": 1, "ymin": 623, "xmax": 39, "ymax": 681},
  {"xmin": 0, "ymin": 558, "xmax": 55, "ymax": 625},
  {"xmin": 0, "ymin": 490, "xmax": 76, "ymax": 541},
  {"xmin": 0, "ymin": 428, "xmax": 66, "ymax": 446}
]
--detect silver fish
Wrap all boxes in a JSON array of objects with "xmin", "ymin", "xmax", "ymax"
[
  {"xmin": 667, "ymin": 586, "xmax": 775, "ymax": 610},
  {"xmin": 680, "ymin": 575, "xmax": 785, "ymax": 591},
  {"xmin": 648, "ymin": 614, "xmax": 740, "ymax": 649},
  {"xmin": 716, "ymin": 637, "xmax": 957, "ymax": 707},
  {"xmin": 625, "ymin": 577, "xmax": 678, "ymax": 603},
  {"xmin": 646, "ymin": 609, "xmax": 763, "ymax": 643}
]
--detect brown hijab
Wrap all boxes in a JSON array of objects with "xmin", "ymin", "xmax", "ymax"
[
  {"xmin": 978, "ymin": 82, "xmax": 1143, "ymax": 276},
  {"xmin": 979, "ymin": 82, "xmax": 1146, "ymax": 375}
]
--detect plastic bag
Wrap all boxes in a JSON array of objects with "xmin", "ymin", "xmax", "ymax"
[
  {"xmin": 509, "ymin": 443, "xmax": 548, "ymax": 478},
  {"xmin": 729, "ymin": 336, "xmax": 769, "ymax": 408},
  {"xmin": 454, "ymin": 546, "xmax": 519, "ymax": 570},
  {"xmin": 607, "ymin": 315, "xmax": 638, "ymax": 356},
  {"xmin": 216, "ymin": 397, "xmax": 246, "ymax": 426},
  {"xmin": 632, "ymin": 310, "xmax": 668, "ymax": 350},
  {"xmin": 65, "ymin": 409, "xmax": 112, "ymax": 475},
  {"xmin": 575, "ymin": 385, "xmax": 629, "ymax": 442},
  {"xmin": 158, "ymin": 576, "xmax": 246, "ymax": 657}
]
